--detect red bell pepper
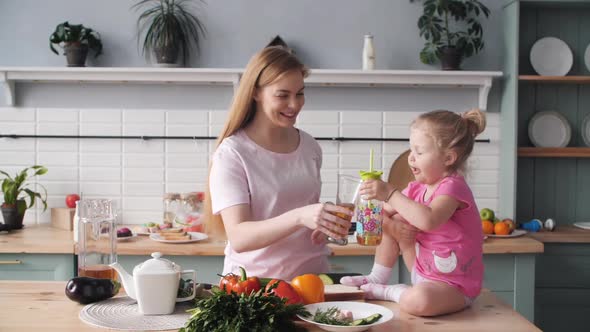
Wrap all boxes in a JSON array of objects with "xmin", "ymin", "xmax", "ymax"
[
  {"xmin": 219, "ymin": 266, "xmax": 261, "ymax": 295},
  {"xmin": 264, "ymin": 279, "xmax": 303, "ymax": 305}
]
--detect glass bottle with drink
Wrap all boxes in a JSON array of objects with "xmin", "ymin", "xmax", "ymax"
[
  {"xmin": 355, "ymin": 149, "xmax": 383, "ymax": 246},
  {"xmin": 163, "ymin": 193, "xmax": 181, "ymax": 227},
  {"xmin": 327, "ymin": 175, "xmax": 361, "ymax": 245},
  {"xmin": 77, "ymin": 199, "xmax": 118, "ymax": 280}
]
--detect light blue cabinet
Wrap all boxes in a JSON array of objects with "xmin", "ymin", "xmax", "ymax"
[{"xmin": 0, "ymin": 253, "xmax": 74, "ymax": 281}]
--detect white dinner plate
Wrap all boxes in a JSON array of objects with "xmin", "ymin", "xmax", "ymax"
[
  {"xmin": 528, "ymin": 111, "xmax": 571, "ymax": 147},
  {"xmin": 581, "ymin": 114, "xmax": 590, "ymax": 147},
  {"xmin": 530, "ymin": 37, "xmax": 573, "ymax": 76},
  {"xmin": 297, "ymin": 301, "xmax": 394, "ymax": 332},
  {"xmin": 149, "ymin": 232, "xmax": 208, "ymax": 244},
  {"xmin": 573, "ymin": 222, "xmax": 590, "ymax": 230},
  {"xmin": 487, "ymin": 229, "xmax": 527, "ymax": 238}
]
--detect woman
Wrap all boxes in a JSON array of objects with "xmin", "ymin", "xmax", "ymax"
[{"xmin": 204, "ymin": 46, "xmax": 352, "ymax": 280}]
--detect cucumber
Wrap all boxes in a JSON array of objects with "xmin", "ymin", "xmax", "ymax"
[
  {"xmin": 351, "ymin": 318, "xmax": 365, "ymax": 326},
  {"xmin": 318, "ymin": 274, "xmax": 334, "ymax": 285},
  {"xmin": 362, "ymin": 313, "xmax": 382, "ymax": 324},
  {"xmin": 320, "ymin": 273, "xmax": 362, "ymax": 284}
]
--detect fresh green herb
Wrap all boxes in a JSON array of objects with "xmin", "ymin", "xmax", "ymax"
[
  {"xmin": 179, "ymin": 287, "xmax": 310, "ymax": 332},
  {"xmin": 312, "ymin": 307, "xmax": 351, "ymax": 326}
]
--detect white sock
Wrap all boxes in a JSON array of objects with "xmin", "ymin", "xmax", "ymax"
[
  {"xmin": 360, "ymin": 283, "xmax": 409, "ymax": 303},
  {"xmin": 340, "ymin": 263, "xmax": 392, "ymax": 286}
]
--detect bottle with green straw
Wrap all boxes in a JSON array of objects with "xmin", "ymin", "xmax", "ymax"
[{"xmin": 356, "ymin": 149, "xmax": 384, "ymax": 246}]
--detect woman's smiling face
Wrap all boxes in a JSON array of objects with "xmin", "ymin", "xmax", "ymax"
[{"xmin": 254, "ymin": 69, "xmax": 305, "ymax": 128}]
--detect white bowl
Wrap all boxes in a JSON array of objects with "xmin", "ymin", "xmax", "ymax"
[{"xmin": 297, "ymin": 301, "xmax": 394, "ymax": 332}]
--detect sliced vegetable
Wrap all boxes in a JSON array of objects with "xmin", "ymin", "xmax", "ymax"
[{"xmin": 291, "ymin": 273, "xmax": 325, "ymax": 304}]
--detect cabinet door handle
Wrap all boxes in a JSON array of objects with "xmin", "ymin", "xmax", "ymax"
[{"xmin": 0, "ymin": 260, "xmax": 22, "ymax": 265}]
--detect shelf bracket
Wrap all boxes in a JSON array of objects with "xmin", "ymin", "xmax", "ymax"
[
  {"xmin": 0, "ymin": 71, "xmax": 15, "ymax": 106},
  {"xmin": 478, "ymin": 77, "xmax": 492, "ymax": 111}
]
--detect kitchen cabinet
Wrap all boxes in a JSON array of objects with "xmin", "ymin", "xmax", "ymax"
[
  {"xmin": 502, "ymin": 1, "xmax": 590, "ymax": 330},
  {"xmin": 0, "ymin": 253, "xmax": 74, "ymax": 281}
]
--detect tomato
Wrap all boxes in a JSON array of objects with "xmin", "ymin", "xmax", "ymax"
[
  {"xmin": 290, "ymin": 274, "xmax": 325, "ymax": 304},
  {"xmin": 219, "ymin": 267, "xmax": 261, "ymax": 295},
  {"xmin": 265, "ymin": 279, "xmax": 303, "ymax": 305},
  {"xmin": 65, "ymin": 194, "xmax": 80, "ymax": 208}
]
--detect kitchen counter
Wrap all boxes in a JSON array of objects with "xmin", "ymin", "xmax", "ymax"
[
  {"xmin": 0, "ymin": 281, "xmax": 540, "ymax": 332},
  {"xmin": 1, "ymin": 225, "xmax": 544, "ymax": 256},
  {"xmin": 527, "ymin": 225, "xmax": 590, "ymax": 243}
]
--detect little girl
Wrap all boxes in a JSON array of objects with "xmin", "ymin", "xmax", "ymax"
[{"xmin": 342, "ymin": 109, "xmax": 486, "ymax": 317}]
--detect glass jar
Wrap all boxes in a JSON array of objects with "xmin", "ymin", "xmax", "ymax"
[
  {"xmin": 163, "ymin": 193, "xmax": 181, "ymax": 226},
  {"xmin": 355, "ymin": 171, "xmax": 383, "ymax": 246},
  {"xmin": 177, "ymin": 192, "xmax": 204, "ymax": 232},
  {"xmin": 78, "ymin": 199, "xmax": 118, "ymax": 281}
]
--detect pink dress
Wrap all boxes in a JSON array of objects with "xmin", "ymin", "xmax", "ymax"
[
  {"xmin": 209, "ymin": 129, "xmax": 330, "ymax": 280},
  {"xmin": 403, "ymin": 174, "xmax": 484, "ymax": 298}
]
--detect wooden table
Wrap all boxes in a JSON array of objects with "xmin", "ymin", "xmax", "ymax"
[
  {"xmin": 1, "ymin": 225, "xmax": 544, "ymax": 256},
  {"xmin": 527, "ymin": 225, "xmax": 590, "ymax": 243},
  {"xmin": 0, "ymin": 281, "xmax": 540, "ymax": 332}
]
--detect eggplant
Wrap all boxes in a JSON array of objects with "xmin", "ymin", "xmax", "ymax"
[{"xmin": 65, "ymin": 277, "xmax": 121, "ymax": 304}]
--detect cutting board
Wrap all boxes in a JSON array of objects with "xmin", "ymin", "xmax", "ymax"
[
  {"xmin": 324, "ymin": 284, "xmax": 365, "ymax": 301},
  {"xmin": 388, "ymin": 149, "xmax": 414, "ymax": 191}
]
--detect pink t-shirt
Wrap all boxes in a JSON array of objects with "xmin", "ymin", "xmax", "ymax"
[
  {"xmin": 404, "ymin": 174, "xmax": 484, "ymax": 298},
  {"xmin": 209, "ymin": 129, "xmax": 330, "ymax": 280}
]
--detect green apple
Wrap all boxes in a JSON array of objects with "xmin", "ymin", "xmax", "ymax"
[{"xmin": 480, "ymin": 208, "xmax": 495, "ymax": 221}]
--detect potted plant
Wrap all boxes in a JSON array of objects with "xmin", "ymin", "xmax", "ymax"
[
  {"xmin": 50, "ymin": 21, "xmax": 103, "ymax": 67},
  {"xmin": 1, "ymin": 166, "xmax": 48, "ymax": 230},
  {"xmin": 413, "ymin": 0, "xmax": 490, "ymax": 70},
  {"xmin": 133, "ymin": 0, "xmax": 207, "ymax": 67}
]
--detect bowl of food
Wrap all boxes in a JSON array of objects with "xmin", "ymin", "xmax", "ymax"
[{"xmin": 297, "ymin": 301, "xmax": 394, "ymax": 332}]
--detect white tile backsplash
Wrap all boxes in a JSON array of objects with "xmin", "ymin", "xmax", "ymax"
[{"xmin": 0, "ymin": 107, "xmax": 501, "ymax": 224}]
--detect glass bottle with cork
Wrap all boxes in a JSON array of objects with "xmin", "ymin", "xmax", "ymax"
[{"xmin": 356, "ymin": 149, "xmax": 384, "ymax": 246}]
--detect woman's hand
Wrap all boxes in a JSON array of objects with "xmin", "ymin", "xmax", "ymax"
[
  {"xmin": 296, "ymin": 203, "xmax": 352, "ymax": 240},
  {"xmin": 310, "ymin": 229, "xmax": 328, "ymax": 245},
  {"xmin": 384, "ymin": 214, "xmax": 419, "ymax": 250},
  {"xmin": 359, "ymin": 179, "xmax": 395, "ymax": 202}
]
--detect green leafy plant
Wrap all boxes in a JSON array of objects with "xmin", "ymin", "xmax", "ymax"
[
  {"xmin": 49, "ymin": 22, "xmax": 103, "ymax": 57},
  {"xmin": 412, "ymin": 0, "xmax": 490, "ymax": 65},
  {"xmin": 0, "ymin": 166, "xmax": 48, "ymax": 214},
  {"xmin": 132, "ymin": 0, "xmax": 207, "ymax": 65}
]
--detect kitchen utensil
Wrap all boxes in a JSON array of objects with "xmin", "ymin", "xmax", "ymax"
[
  {"xmin": 528, "ymin": 111, "xmax": 571, "ymax": 147},
  {"xmin": 573, "ymin": 222, "xmax": 590, "ymax": 230},
  {"xmin": 530, "ymin": 37, "xmax": 573, "ymax": 76},
  {"xmin": 324, "ymin": 284, "xmax": 365, "ymax": 302},
  {"xmin": 388, "ymin": 149, "xmax": 414, "ymax": 191},
  {"xmin": 110, "ymin": 252, "xmax": 196, "ymax": 315},
  {"xmin": 149, "ymin": 231, "xmax": 208, "ymax": 244},
  {"xmin": 297, "ymin": 301, "xmax": 394, "ymax": 332},
  {"xmin": 487, "ymin": 229, "xmax": 527, "ymax": 238}
]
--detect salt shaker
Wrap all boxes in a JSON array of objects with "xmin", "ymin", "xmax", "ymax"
[{"xmin": 362, "ymin": 34, "xmax": 375, "ymax": 70}]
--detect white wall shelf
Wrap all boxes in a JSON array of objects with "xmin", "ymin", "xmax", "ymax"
[{"xmin": 0, "ymin": 67, "xmax": 502, "ymax": 110}]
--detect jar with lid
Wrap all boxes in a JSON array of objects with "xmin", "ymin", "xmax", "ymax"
[
  {"xmin": 163, "ymin": 193, "xmax": 181, "ymax": 226},
  {"xmin": 362, "ymin": 34, "xmax": 376, "ymax": 70},
  {"xmin": 355, "ymin": 170, "xmax": 383, "ymax": 246},
  {"xmin": 177, "ymin": 192, "xmax": 204, "ymax": 232}
]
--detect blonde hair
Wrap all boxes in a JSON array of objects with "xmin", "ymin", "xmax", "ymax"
[
  {"xmin": 412, "ymin": 109, "xmax": 486, "ymax": 173},
  {"xmin": 203, "ymin": 46, "xmax": 309, "ymax": 240}
]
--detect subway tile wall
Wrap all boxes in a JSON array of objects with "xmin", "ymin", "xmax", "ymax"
[{"xmin": 0, "ymin": 107, "xmax": 500, "ymax": 225}]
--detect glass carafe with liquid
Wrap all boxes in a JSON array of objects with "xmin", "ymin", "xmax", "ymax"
[{"xmin": 78, "ymin": 199, "xmax": 118, "ymax": 281}]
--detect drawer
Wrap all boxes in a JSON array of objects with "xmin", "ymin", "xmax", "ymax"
[{"xmin": 0, "ymin": 253, "xmax": 74, "ymax": 281}]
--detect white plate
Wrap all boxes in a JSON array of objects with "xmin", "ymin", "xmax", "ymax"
[
  {"xmin": 297, "ymin": 301, "xmax": 394, "ymax": 332},
  {"xmin": 487, "ymin": 229, "xmax": 527, "ymax": 238},
  {"xmin": 149, "ymin": 232, "xmax": 208, "ymax": 244},
  {"xmin": 530, "ymin": 37, "xmax": 573, "ymax": 76},
  {"xmin": 573, "ymin": 222, "xmax": 590, "ymax": 230},
  {"xmin": 528, "ymin": 111, "xmax": 571, "ymax": 147},
  {"xmin": 581, "ymin": 114, "xmax": 590, "ymax": 147}
]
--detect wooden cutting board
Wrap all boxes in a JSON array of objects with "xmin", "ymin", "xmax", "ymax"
[
  {"xmin": 388, "ymin": 149, "xmax": 414, "ymax": 191},
  {"xmin": 324, "ymin": 284, "xmax": 365, "ymax": 301}
]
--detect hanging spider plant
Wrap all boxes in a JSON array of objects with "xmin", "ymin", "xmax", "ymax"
[{"xmin": 133, "ymin": 0, "xmax": 206, "ymax": 66}]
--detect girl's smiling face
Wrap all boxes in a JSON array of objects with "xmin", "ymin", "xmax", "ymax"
[
  {"xmin": 407, "ymin": 127, "xmax": 454, "ymax": 186},
  {"xmin": 253, "ymin": 70, "xmax": 305, "ymax": 128}
]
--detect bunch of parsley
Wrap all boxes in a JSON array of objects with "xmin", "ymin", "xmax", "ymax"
[{"xmin": 179, "ymin": 288, "xmax": 310, "ymax": 332}]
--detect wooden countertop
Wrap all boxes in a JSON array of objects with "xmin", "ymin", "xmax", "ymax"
[
  {"xmin": 527, "ymin": 225, "xmax": 590, "ymax": 243},
  {"xmin": 1, "ymin": 225, "xmax": 544, "ymax": 256},
  {"xmin": 0, "ymin": 281, "xmax": 540, "ymax": 332}
]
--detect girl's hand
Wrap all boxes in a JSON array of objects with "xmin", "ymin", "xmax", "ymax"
[
  {"xmin": 359, "ymin": 179, "xmax": 395, "ymax": 201},
  {"xmin": 296, "ymin": 203, "xmax": 352, "ymax": 240}
]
